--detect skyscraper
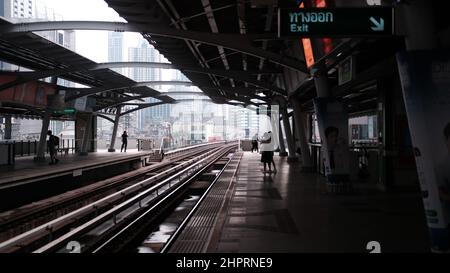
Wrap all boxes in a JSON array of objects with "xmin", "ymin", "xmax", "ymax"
[
  {"xmin": 99, "ymin": 32, "xmax": 125, "ymax": 137},
  {"xmin": 0, "ymin": 0, "xmax": 35, "ymax": 19},
  {"xmin": 128, "ymin": 40, "xmax": 161, "ymax": 82},
  {"xmin": 108, "ymin": 32, "xmax": 124, "ymax": 74},
  {"xmin": 128, "ymin": 40, "xmax": 168, "ymax": 132}
]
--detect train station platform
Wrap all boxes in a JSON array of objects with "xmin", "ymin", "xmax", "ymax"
[
  {"xmin": 173, "ymin": 152, "xmax": 431, "ymax": 253},
  {"xmin": 0, "ymin": 149, "xmax": 154, "ymax": 189},
  {"xmin": 0, "ymin": 149, "xmax": 157, "ymax": 211}
]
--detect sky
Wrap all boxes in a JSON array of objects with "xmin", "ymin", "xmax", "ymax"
[
  {"xmin": 39, "ymin": 0, "xmax": 146, "ymax": 62},
  {"xmin": 36, "ymin": 0, "xmax": 177, "ymax": 86}
]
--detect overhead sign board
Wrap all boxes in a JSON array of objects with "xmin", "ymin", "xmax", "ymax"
[{"xmin": 278, "ymin": 8, "xmax": 394, "ymax": 37}]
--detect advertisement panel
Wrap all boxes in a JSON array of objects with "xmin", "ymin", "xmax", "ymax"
[
  {"xmin": 313, "ymin": 98, "xmax": 350, "ymax": 182},
  {"xmin": 397, "ymin": 50, "xmax": 450, "ymax": 252}
]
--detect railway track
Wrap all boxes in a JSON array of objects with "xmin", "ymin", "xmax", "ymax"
[
  {"xmin": 0, "ymin": 142, "xmax": 237, "ymax": 253},
  {"xmin": 0, "ymin": 142, "xmax": 225, "ymax": 244}
]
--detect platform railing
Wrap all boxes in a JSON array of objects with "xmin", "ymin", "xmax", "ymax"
[{"xmin": 0, "ymin": 139, "xmax": 78, "ymax": 157}]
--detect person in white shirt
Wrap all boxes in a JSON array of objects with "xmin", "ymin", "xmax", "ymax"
[{"xmin": 260, "ymin": 131, "xmax": 277, "ymax": 174}]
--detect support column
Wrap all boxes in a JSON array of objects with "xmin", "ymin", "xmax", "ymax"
[
  {"xmin": 35, "ymin": 110, "xmax": 51, "ymax": 161},
  {"xmin": 400, "ymin": 0, "xmax": 437, "ymax": 51},
  {"xmin": 281, "ymin": 104, "xmax": 298, "ymax": 162},
  {"xmin": 314, "ymin": 68, "xmax": 331, "ymax": 99},
  {"xmin": 108, "ymin": 106, "xmax": 122, "ymax": 152},
  {"xmin": 79, "ymin": 113, "xmax": 93, "ymax": 156},
  {"xmin": 291, "ymin": 114, "xmax": 297, "ymax": 148},
  {"xmin": 278, "ymin": 117, "xmax": 288, "ymax": 157},
  {"xmin": 291, "ymin": 98, "xmax": 314, "ymax": 172},
  {"xmin": 4, "ymin": 116, "xmax": 12, "ymax": 140},
  {"xmin": 399, "ymin": 1, "xmax": 445, "ymax": 252}
]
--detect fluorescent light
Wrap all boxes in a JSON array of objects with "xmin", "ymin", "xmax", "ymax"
[
  {"xmin": 228, "ymin": 100, "xmax": 245, "ymax": 104},
  {"xmin": 250, "ymin": 98, "xmax": 266, "ymax": 104}
]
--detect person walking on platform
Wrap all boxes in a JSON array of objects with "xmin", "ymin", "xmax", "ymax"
[
  {"xmin": 47, "ymin": 130, "xmax": 59, "ymax": 165},
  {"xmin": 251, "ymin": 133, "xmax": 259, "ymax": 153},
  {"xmin": 260, "ymin": 131, "xmax": 277, "ymax": 174},
  {"xmin": 121, "ymin": 131, "xmax": 128, "ymax": 152}
]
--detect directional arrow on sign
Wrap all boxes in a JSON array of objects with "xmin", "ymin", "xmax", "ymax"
[{"xmin": 370, "ymin": 17, "xmax": 385, "ymax": 31}]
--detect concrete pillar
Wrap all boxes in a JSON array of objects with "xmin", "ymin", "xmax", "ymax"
[
  {"xmin": 108, "ymin": 106, "xmax": 122, "ymax": 152},
  {"xmin": 291, "ymin": 114, "xmax": 296, "ymax": 146},
  {"xmin": 35, "ymin": 110, "xmax": 51, "ymax": 161},
  {"xmin": 314, "ymin": 65, "xmax": 331, "ymax": 98},
  {"xmin": 79, "ymin": 113, "xmax": 93, "ymax": 156},
  {"xmin": 291, "ymin": 98, "xmax": 314, "ymax": 171},
  {"xmin": 4, "ymin": 116, "xmax": 12, "ymax": 140},
  {"xmin": 278, "ymin": 117, "xmax": 288, "ymax": 157},
  {"xmin": 400, "ymin": 0, "xmax": 437, "ymax": 51},
  {"xmin": 281, "ymin": 105, "xmax": 298, "ymax": 162}
]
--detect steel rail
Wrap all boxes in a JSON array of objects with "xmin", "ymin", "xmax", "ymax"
[
  {"xmin": 90, "ymin": 146, "xmax": 236, "ymax": 253},
  {"xmin": 0, "ymin": 142, "xmax": 224, "ymax": 231},
  {"xmin": 0, "ymin": 144, "xmax": 231, "ymax": 252},
  {"xmin": 34, "ymin": 144, "xmax": 237, "ymax": 253}
]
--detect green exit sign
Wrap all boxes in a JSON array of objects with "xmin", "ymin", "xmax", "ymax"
[
  {"xmin": 278, "ymin": 8, "xmax": 394, "ymax": 38},
  {"xmin": 54, "ymin": 108, "xmax": 76, "ymax": 115}
]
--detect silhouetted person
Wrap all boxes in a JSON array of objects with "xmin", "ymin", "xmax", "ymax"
[
  {"xmin": 251, "ymin": 134, "xmax": 259, "ymax": 153},
  {"xmin": 47, "ymin": 130, "xmax": 59, "ymax": 165},
  {"xmin": 325, "ymin": 126, "xmax": 339, "ymax": 170},
  {"xmin": 121, "ymin": 131, "xmax": 128, "ymax": 152},
  {"xmin": 438, "ymin": 123, "xmax": 450, "ymax": 203},
  {"xmin": 260, "ymin": 131, "xmax": 277, "ymax": 174}
]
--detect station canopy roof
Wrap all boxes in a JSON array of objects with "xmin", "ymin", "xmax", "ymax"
[
  {"xmin": 104, "ymin": 0, "xmax": 299, "ymax": 105},
  {"xmin": 0, "ymin": 16, "xmax": 175, "ymax": 118}
]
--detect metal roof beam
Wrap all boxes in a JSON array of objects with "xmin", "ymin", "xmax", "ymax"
[
  {"xmin": 201, "ymin": 0, "xmax": 235, "ymax": 87},
  {"xmin": 62, "ymin": 80, "xmax": 192, "ymax": 101},
  {"xmin": 94, "ymin": 95, "xmax": 151, "ymax": 111},
  {"xmin": 0, "ymin": 21, "xmax": 307, "ymax": 72},
  {"xmin": 1, "ymin": 62, "xmax": 284, "ymax": 95},
  {"xmin": 119, "ymin": 102, "xmax": 167, "ymax": 116},
  {"xmin": 158, "ymin": 0, "xmax": 222, "ymax": 93},
  {"xmin": 97, "ymin": 113, "xmax": 115, "ymax": 123}
]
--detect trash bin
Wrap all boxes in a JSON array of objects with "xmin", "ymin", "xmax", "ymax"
[{"xmin": 0, "ymin": 141, "xmax": 15, "ymax": 165}]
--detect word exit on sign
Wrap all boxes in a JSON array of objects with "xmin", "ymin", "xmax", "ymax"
[{"xmin": 278, "ymin": 7, "xmax": 394, "ymax": 38}]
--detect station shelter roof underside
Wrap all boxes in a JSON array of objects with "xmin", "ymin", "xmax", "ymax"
[{"xmin": 0, "ymin": 17, "xmax": 175, "ymax": 119}]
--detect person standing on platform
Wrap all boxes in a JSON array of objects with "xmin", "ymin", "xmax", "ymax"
[
  {"xmin": 47, "ymin": 130, "xmax": 59, "ymax": 165},
  {"xmin": 121, "ymin": 131, "xmax": 128, "ymax": 152},
  {"xmin": 251, "ymin": 133, "xmax": 259, "ymax": 153},
  {"xmin": 260, "ymin": 131, "xmax": 277, "ymax": 174}
]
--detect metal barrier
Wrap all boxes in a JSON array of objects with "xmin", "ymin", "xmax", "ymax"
[
  {"xmin": 0, "ymin": 139, "xmax": 78, "ymax": 164},
  {"xmin": 13, "ymin": 140, "xmax": 37, "ymax": 157},
  {"xmin": 0, "ymin": 141, "xmax": 15, "ymax": 165},
  {"xmin": 137, "ymin": 139, "xmax": 154, "ymax": 151}
]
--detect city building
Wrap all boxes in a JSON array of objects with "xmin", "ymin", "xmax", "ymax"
[
  {"xmin": 0, "ymin": 0, "xmax": 34, "ymax": 19},
  {"xmin": 128, "ymin": 39, "xmax": 163, "ymax": 132},
  {"xmin": 108, "ymin": 32, "xmax": 124, "ymax": 74}
]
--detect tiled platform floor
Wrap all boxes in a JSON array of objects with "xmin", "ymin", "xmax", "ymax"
[{"xmin": 214, "ymin": 152, "xmax": 430, "ymax": 253}]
